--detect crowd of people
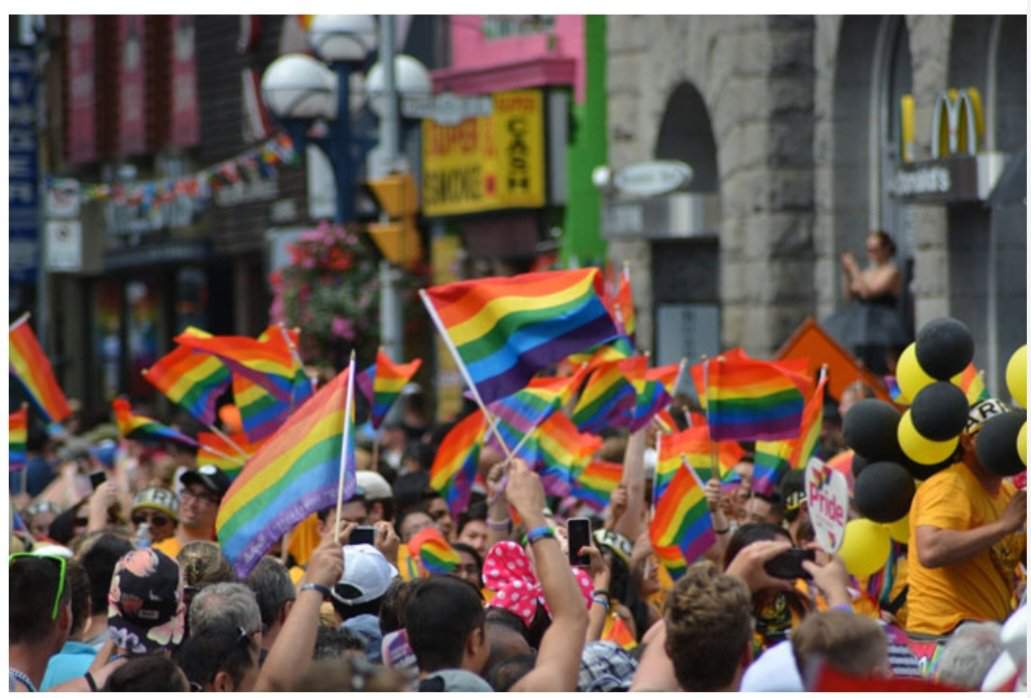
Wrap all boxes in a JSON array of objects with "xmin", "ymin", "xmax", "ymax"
[{"xmin": 8, "ymin": 375, "xmax": 1027, "ymax": 692}]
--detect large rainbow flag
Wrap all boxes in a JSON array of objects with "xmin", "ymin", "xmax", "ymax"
[
  {"xmin": 9, "ymin": 318, "xmax": 71, "ymax": 423},
  {"xmin": 143, "ymin": 345, "xmax": 231, "ymax": 426},
  {"xmin": 705, "ymin": 355, "xmax": 807, "ymax": 442},
  {"xmin": 233, "ymin": 374, "xmax": 291, "ymax": 442},
  {"xmin": 112, "ymin": 398, "xmax": 199, "ymax": 448},
  {"xmin": 356, "ymin": 348, "xmax": 423, "ymax": 429},
  {"xmin": 429, "ymin": 410, "xmax": 487, "ymax": 517},
  {"xmin": 650, "ymin": 460, "xmax": 714, "ymax": 567},
  {"xmin": 421, "ymin": 268, "xmax": 620, "ymax": 405},
  {"xmin": 217, "ymin": 366, "xmax": 356, "ymax": 578},
  {"xmin": 571, "ymin": 459, "xmax": 623, "ymax": 512},
  {"xmin": 176, "ymin": 325, "xmax": 297, "ymax": 402},
  {"xmin": 9, "ymin": 405, "xmax": 28, "ymax": 472}
]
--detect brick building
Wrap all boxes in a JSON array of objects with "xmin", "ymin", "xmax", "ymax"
[{"xmin": 602, "ymin": 15, "xmax": 1025, "ymax": 398}]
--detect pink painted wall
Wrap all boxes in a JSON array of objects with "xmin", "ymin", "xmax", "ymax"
[{"xmin": 447, "ymin": 15, "xmax": 585, "ymax": 102}]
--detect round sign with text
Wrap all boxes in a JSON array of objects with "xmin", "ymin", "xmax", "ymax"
[{"xmin": 805, "ymin": 459, "xmax": 849, "ymax": 554}]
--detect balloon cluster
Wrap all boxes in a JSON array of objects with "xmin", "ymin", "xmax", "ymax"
[{"xmin": 837, "ymin": 318, "xmax": 1027, "ymax": 580}]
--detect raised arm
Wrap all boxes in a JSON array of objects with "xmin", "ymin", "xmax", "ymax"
[
  {"xmin": 614, "ymin": 428, "xmax": 648, "ymax": 542},
  {"xmin": 254, "ymin": 529, "xmax": 343, "ymax": 691},
  {"xmin": 506, "ymin": 459, "xmax": 589, "ymax": 692}
]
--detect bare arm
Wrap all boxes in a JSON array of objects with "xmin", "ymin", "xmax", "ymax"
[
  {"xmin": 629, "ymin": 620, "xmax": 679, "ymax": 691},
  {"xmin": 850, "ymin": 265, "xmax": 900, "ymax": 300},
  {"xmin": 916, "ymin": 490, "xmax": 1026, "ymax": 568},
  {"xmin": 614, "ymin": 428, "xmax": 647, "ymax": 542},
  {"xmin": 507, "ymin": 461, "xmax": 589, "ymax": 692},
  {"xmin": 254, "ymin": 531, "xmax": 343, "ymax": 691}
]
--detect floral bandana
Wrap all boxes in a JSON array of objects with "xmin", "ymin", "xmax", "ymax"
[
  {"xmin": 107, "ymin": 548, "xmax": 185, "ymax": 654},
  {"xmin": 482, "ymin": 541, "xmax": 594, "ymax": 626}
]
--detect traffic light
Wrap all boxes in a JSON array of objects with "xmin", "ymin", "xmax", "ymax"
[{"xmin": 366, "ymin": 173, "xmax": 422, "ymax": 271}]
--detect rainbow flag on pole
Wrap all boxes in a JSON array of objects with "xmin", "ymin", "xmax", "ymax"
[
  {"xmin": 571, "ymin": 459, "xmax": 623, "ymax": 511},
  {"xmin": 628, "ymin": 377, "xmax": 673, "ymax": 431},
  {"xmin": 571, "ymin": 357, "xmax": 640, "ymax": 433},
  {"xmin": 9, "ymin": 317, "xmax": 71, "ymax": 423},
  {"xmin": 488, "ymin": 368, "xmax": 587, "ymax": 458},
  {"xmin": 787, "ymin": 372, "xmax": 827, "ymax": 470},
  {"xmin": 9, "ymin": 405, "xmax": 28, "ymax": 472},
  {"xmin": 143, "ymin": 345, "xmax": 231, "ymax": 426},
  {"xmin": 656, "ymin": 426, "xmax": 744, "ymax": 501},
  {"xmin": 409, "ymin": 527, "xmax": 461, "ymax": 575},
  {"xmin": 429, "ymin": 410, "xmax": 487, "ymax": 517},
  {"xmin": 176, "ymin": 326, "xmax": 297, "ymax": 402},
  {"xmin": 233, "ymin": 374, "xmax": 291, "ymax": 442},
  {"xmin": 705, "ymin": 355, "xmax": 806, "ymax": 442},
  {"xmin": 953, "ymin": 362, "xmax": 990, "ymax": 405},
  {"xmin": 217, "ymin": 367, "xmax": 355, "ymax": 578},
  {"xmin": 113, "ymin": 398, "xmax": 199, "ymax": 448},
  {"xmin": 356, "ymin": 348, "xmax": 423, "ymax": 429},
  {"xmin": 525, "ymin": 411, "xmax": 600, "ymax": 497},
  {"xmin": 612, "ymin": 267, "xmax": 635, "ymax": 337},
  {"xmin": 753, "ymin": 439, "xmax": 794, "ymax": 497},
  {"xmin": 650, "ymin": 461, "xmax": 715, "ymax": 567},
  {"xmin": 197, "ymin": 431, "xmax": 253, "ymax": 481},
  {"xmin": 420, "ymin": 268, "xmax": 620, "ymax": 405}
]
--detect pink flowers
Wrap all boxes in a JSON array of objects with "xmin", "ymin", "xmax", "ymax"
[{"xmin": 331, "ymin": 316, "xmax": 355, "ymax": 340}]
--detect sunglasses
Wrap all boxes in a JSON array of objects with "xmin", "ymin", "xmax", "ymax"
[
  {"xmin": 181, "ymin": 489, "xmax": 220, "ymax": 505},
  {"xmin": 132, "ymin": 512, "xmax": 173, "ymax": 528},
  {"xmin": 428, "ymin": 508, "xmax": 450, "ymax": 521},
  {"xmin": 9, "ymin": 553, "xmax": 68, "ymax": 620}
]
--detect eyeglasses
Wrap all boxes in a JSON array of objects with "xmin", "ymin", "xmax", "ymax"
[
  {"xmin": 9, "ymin": 553, "xmax": 68, "ymax": 620},
  {"xmin": 181, "ymin": 488, "xmax": 220, "ymax": 506},
  {"xmin": 132, "ymin": 511, "xmax": 173, "ymax": 528}
]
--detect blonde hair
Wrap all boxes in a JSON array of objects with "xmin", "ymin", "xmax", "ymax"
[{"xmin": 178, "ymin": 541, "xmax": 235, "ymax": 589}]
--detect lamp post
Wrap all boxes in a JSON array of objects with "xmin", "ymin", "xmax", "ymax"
[{"xmin": 261, "ymin": 16, "xmax": 430, "ymax": 363}]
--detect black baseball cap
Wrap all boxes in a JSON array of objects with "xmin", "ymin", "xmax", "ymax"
[
  {"xmin": 180, "ymin": 465, "xmax": 232, "ymax": 499},
  {"xmin": 780, "ymin": 469, "xmax": 807, "ymax": 514}
]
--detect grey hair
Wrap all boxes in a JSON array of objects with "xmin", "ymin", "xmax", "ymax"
[
  {"xmin": 244, "ymin": 557, "xmax": 297, "ymax": 631},
  {"xmin": 189, "ymin": 582, "xmax": 262, "ymax": 636},
  {"xmin": 935, "ymin": 621, "xmax": 1003, "ymax": 689}
]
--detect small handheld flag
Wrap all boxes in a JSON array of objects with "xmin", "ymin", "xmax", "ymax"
[
  {"xmin": 356, "ymin": 348, "xmax": 423, "ymax": 429},
  {"xmin": 409, "ymin": 527, "xmax": 460, "ymax": 575},
  {"xmin": 9, "ymin": 316, "xmax": 71, "ymax": 423},
  {"xmin": 430, "ymin": 410, "xmax": 487, "ymax": 517},
  {"xmin": 112, "ymin": 398, "xmax": 199, "ymax": 448},
  {"xmin": 9, "ymin": 405, "xmax": 28, "ymax": 472}
]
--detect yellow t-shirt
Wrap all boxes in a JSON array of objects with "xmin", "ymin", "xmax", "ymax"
[
  {"xmin": 153, "ymin": 536, "xmax": 183, "ymax": 560},
  {"xmin": 906, "ymin": 461, "xmax": 1026, "ymax": 635}
]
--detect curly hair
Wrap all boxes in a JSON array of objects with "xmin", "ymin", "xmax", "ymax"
[
  {"xmin": 663, "ymin": 561, "xmax": 752, "ymax": 691},
  {"xmin": 178, "ymin": 541, "xmax": 236, "ymax": 591}
]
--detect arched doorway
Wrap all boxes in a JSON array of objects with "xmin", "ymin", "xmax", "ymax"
[{"xmin": 649, "ymin": 81, "xmax": 722, "ymax": 371}]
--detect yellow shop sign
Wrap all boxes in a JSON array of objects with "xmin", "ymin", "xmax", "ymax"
[{"xmin": 422, "ymin": 89, "xmax": 545, "ymax": 217}]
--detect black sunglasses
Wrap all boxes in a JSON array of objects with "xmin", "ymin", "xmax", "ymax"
[{"xmin": 132, "ymin": 512, "xmax": 173, "ymax": 528}]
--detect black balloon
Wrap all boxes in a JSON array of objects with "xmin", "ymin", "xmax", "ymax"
[
  {"xmin": 854, "ymin": 461, "xmax": 916, "ymax": 523},
  {"xmin": 911, "ymin": 381, "xmax": 969, "ymax": 440},
  {"xmin": 915, "ymin": 318, "xmax": 975, "ymax": 380},
  {"xmin": 975, "ymin": 410, "xmax": 1027, "ymax": 477},
  {"xmin": 843, "ymin": 399, "xmax": 904, "ymax": 462}
]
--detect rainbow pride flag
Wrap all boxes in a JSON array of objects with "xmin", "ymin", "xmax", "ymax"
[
  {"xmin": 648, "ymin": 362, "xmax": 683, "ymax": 397},
  {"xmin": 571, "ymin": 357, "xmax": 640, "ymax": 433},
  {"xmin": 356, "ymin": 348, "xmax": 423, "ymax": 429},
  {"xmin": 9, "ymin": 405, "xmax": 28, "ymax": 472},
  {"xmin": 144, "ymin": 345, "xmax": 231, "ymax": 426},
  {"xmin": 628, "ymin": 377, "xmax": 673, "ymax": 431},
  {"xmin": 753, "ymin": 439, "xmax": 793, "ymax": 497},
  {"xmin": 563, "ymin": 335, "xmax": 635, "ymax": 374},
  {"xmin": 409, "ymin": 527, "xmax": 460, "ymax": 575},
  {"xmin": 217, "ymin": 366, "xmax": 356, "ymax": 578},
  {"xmin": 488, "ymin": 368, "xmax": 587, "ymax": 458},
  {"xmin": 654, "ymin": 408, "xmax": 679, "ymax": 433},
  {"xmin": 113, "ymin": 398, "xmax": 199, "ymax": 448},
  {"xmin": 9, "ymin": 318, "xmax": 71, "ymax": 423},
  {"xmin": 656, "ymin": 426, "xmax": 745, "ymax": 501},
  {"xmin": 787, "ymin": 372, "xmax": 827, "ymax": 469},
  {"xmin": 601, "ymin": 613, "xmax": 638, "ymax": 650},
  {"xmin": 705, "ymin": 355, "xmax": 806, "ymax": 442},
  {"xmin": 651, "ymin": 460, "xmax": 714, "ymax": 566},
  {"xmin": 689, "ymin": 348, "xmax": 749, "ymax": 410},
  {"xmin": 429, "ymin": 410, "xmax": 487, "ymax": 517},
  {"xmin": 233, "ymin": 374, "xmax": 291, "ymax": 442},
  {"xmin": 197, "ymin": 431, "xmax": 254, "ymax": 481},
  {"xmin": 954, "ymin": 363, "xmax": 990, "ymax": 405},
  {"xmin": 613, "ymin": 268, "xmax": 635, "ymax": 337},
  {"xmin": 572, "ymin": 459, "xmax": 623, "ymax": 511},
  {"xmin": 176, "ymin": 325, "xmax": 297, "ymax": 402},
  {"xmin": 421, "ymin": 268, "xmax": 620, "ymax": 405},
  {"xmin": 526, "ymin": 411, "xmax": 600, "ymax": 497},
  {"xmin": 650, "ymin": 538, "xmax": 688, "ymax": 581}
]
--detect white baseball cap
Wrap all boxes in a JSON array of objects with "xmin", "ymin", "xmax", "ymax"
[
  {"xmin": 332, "ymin": 544, "xmax": 398, "ymax": 606},
  {"xmin": 356, "ymin": 470, "xmax": 393, "ymax": 501}
]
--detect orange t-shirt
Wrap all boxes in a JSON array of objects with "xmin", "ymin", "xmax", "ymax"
[
  {"xmin": 153, "ymin": 535, "xmax": 183, "ymax": 560},
  {"xmin": 906, "ymin": 461, "xmax": 1025, "ymax": 635}
]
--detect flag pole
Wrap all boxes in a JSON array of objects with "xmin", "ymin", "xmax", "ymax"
[
  {"xmin": 199, "ymin": 442, "xmax": 245, "ymax": 466},
  {"xmin": 703, "ymin": 356, "xmax": 721, "ymax": 486},
  {"xmin": 334, "ymin": 351, "xmax": 357, "ymax": 544},
  {"xmin": 419, "ymin": 290, "xmax": 514, "ymax": 461}
]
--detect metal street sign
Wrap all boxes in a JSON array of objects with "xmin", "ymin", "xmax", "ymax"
[{"xmin": 402, "ymin": 91, "xmax": 492, "ymax": 126}]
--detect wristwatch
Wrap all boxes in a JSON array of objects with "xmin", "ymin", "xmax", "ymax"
[{"xmin": 299, "ymin": 582, "xmax": 332, "ymax": 599}]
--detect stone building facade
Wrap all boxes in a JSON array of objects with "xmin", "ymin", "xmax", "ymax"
[{"xmin": 605, "ymin": 15, "xmax": 1025, "ymax": 397}]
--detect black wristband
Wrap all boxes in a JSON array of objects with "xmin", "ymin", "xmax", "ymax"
[{"xmin": 84, "ymin": 671, "xmax": 98, "ymax": 692}]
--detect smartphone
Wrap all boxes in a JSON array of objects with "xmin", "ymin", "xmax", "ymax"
[
  {"xmin": 349, "ymin": 526, "xmax": 376, "ymax": 546},
  {"xmin": 763, "ymin": 548, "xmax": 816, "ymax": 580},
  {"xmin": 567, "ymin": 518, "xmax": 592, "ymax": 567},
  {"xmin": 88, "ymin": 469, "xmax": 107, "ymax": 490}
]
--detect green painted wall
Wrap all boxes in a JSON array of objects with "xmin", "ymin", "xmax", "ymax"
[{"xmin": 560, "ymin": 15, "xmax": 607, "ymax": 267}]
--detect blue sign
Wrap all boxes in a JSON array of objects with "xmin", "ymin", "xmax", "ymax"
[{"xmin": 9, "ymin": 47, "xmax": 39, "ymax": 285}]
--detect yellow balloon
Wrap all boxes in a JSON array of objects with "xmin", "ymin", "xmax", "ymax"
[
  {"xmin": 887, "ymin": 515, "xmax": 910, "ymax": 544},
  {"xmin": 1005, "ymin": 345, "xmax": 1027, "ymax": 408},
  {"xmin": 896, "ymin": 343, "xmax": 935, "ymax": 403},
  {"xmin": 839, "ymin": 518, "xmax": 891, "ymax": 579},
  {"xmin": 898, "ymin": 410, "xmax": 959, "ymax": 465},
  {"xmin": 1018, "ymin": 421, "xmax": 1027, "ymax": 466}
]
